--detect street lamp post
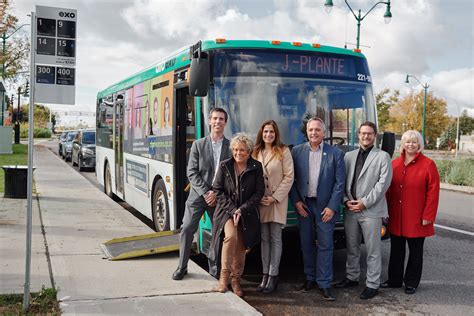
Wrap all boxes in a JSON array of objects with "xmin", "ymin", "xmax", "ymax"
[
  {"xmin": 15, "ymin": 86, "xmax": 21, "ymax": 144},
  {"xmin": 324, "ymin": 0, "xmax": 392, "ymax": 50},
  {"xmin": 405, "ymin": 74, "xmax": 429, "ymax": 140},
  {"xmin": 0, "ymin": 82, "xmax": 5, "ymax": 125}
]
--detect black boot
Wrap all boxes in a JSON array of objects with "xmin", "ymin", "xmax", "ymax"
[
  {"xmin": 256, "ymin": 274, "xmax": 268, "ymax": 292},
  {"xmin": 262, "ymin": 275, "xmax": 278, "ymax": 294}
]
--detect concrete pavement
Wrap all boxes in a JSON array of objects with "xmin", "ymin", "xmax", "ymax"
[
  {"xmin": 0, "ymin": 197, "xmax": 52, "ymax": 293},
  {"xmin": 0, "ymin": 145, "xmax": 260, "ymax": 315}
]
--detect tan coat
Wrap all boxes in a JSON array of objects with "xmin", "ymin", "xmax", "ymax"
[{"xmin": 256, "ymin": 147, "xmax": 294, "ymax": 224}]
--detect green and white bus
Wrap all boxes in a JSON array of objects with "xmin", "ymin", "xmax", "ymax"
[{"xmin": 96, "ymin": 39, "xmax": 392, "ymax": 256}]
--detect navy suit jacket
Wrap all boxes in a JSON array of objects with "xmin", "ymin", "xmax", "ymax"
[{"xmin": 289, "ymin": 142, "xmax": 346, "ymax": 215}]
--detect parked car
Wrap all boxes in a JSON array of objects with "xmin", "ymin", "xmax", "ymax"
[
  {"xmin": 58, "ymin": 132, "xmax": 68, "ymax": 158},
  {"xmin": 71, "ymin": 129, "xmax": 96, "ymax": 171},
  {"xmin": 62, "ymin": 131, "xmax": 77, "ymax": 162}
]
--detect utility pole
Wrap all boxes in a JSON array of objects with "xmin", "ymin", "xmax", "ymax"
[{"xmin": 15, "ymin": 86, "xmax": 21, "ymax": 143}]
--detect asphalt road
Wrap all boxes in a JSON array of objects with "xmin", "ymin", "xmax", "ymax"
[{"xmin": 41, "ymin": 139, "xmax": 474, "ymax": 315}]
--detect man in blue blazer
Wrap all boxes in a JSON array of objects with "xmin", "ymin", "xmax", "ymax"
[{"xmin": 290, "ymin": 117, "xmax": 345, "ymax": 301}]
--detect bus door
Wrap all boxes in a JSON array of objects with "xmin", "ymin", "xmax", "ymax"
[
  {"xmin": 114, "ymin": 92, "xmax": 125, "ymax": 198},
  {"xmin": 174, "ymin": 85, "xmax": 195, "ymax": 227}
]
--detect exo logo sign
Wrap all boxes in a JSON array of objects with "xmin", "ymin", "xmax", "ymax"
[{"xmin": 59, "ymin": 11, "xmax": 75, "ymax": 18}]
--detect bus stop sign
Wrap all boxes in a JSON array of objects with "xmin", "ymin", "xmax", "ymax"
[{"xmin": 34, "ymin": 5, "xmax": 77, "ymax": 105}]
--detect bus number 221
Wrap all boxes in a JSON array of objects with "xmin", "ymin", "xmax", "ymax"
[{"xmin": 357, "ymin": 74, "xmax": 371, "ymax": 82}]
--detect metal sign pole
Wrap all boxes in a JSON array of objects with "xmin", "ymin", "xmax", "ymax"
[{"xmin": 23, "ymin": 11, "xmax": 36, "ymax": 311}]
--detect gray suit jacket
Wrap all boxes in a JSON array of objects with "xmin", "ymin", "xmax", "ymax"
[
  {"xmin": 187, "ymin": 135, "xmax": 231, "ymax": 203},
  {"xmin": 344, "ymin": 147, "xmax": 392, "ymax": 218}
]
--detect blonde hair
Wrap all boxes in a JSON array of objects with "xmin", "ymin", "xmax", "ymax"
[
  {"xmin": 400, "ymin": 130, "xmax": 424, "ymax": 154},
  {"xmin": 230, "ymin": 133, "xmax": 254, "ymax": 154}
]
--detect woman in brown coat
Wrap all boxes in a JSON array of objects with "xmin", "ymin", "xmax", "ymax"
[
  {"xmin": 210, "ymin": 133, "xmax": 265, "ymax": 297},
  {"xmin": 253, "ymin": 120, "xmax": 294, "ymax": 293}
]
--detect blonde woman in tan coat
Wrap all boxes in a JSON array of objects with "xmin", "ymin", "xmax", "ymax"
[{"xmin": 253, "ymin": 120, "xmax": 294, "ymax": 294}]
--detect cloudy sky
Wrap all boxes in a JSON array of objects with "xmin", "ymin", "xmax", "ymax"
[{"xmin": 11, "ymin": 0, "xmax": 473, "ymax": 125}]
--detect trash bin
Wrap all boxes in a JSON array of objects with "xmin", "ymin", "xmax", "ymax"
[{"xmin": 2, "ymin": 165, "xmax": 31, "ymax": 199}]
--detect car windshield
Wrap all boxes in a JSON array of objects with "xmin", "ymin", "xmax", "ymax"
[
  {"xmin": 67, "ymin": 132, "xmax": 76, "ymax": 141},
  {"xmin": 82, "ymin": 132, "xmax": 95, "ymax": 144}
]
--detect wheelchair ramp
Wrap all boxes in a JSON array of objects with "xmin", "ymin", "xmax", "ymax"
[{"xmin": 101, "ymin": 229, "xmax": 181, "ymax": 260}]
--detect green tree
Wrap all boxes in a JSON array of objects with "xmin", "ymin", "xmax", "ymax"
[
  {"xmin": 376, "ymin": 88, "xmax": 399, "ymax": 132},
  {"xmin": 388, "ymin": 91, "xmax": 450, "ymax": 148},
  {"xmin": 439, "ymin": 110, "xmax": 474, "ymax": 149},
  {"xmin": 1, "ymin": 0, "xmax": 30, "ymax": 81},
  {"xmin": 21, "ymin": 103, "xmax": 56, "ymax": 130},
  {"xmin": 458, "ymin": 110, "xmax": 474, "ymax": 136}
]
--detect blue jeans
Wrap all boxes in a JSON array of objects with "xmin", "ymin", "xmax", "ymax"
[{"xmin": 297, "ymin": 198, "xmax": 335, "ymax": 289}]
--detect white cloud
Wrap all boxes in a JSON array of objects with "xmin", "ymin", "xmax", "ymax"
[
  {"xmin": 8, "ymin": 0, "xmax": 473, "ymax": 119},
  {"xmin": 431, "ymin": 68, "xmax": 473, "ymax": 114}
]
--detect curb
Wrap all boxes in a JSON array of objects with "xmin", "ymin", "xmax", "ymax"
[{"xmin": 440, "ymin": 183, "xmax": 474, "ymax": 194}]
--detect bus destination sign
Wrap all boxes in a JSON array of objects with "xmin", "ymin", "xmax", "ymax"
[
  {"xmin": 282, "ymin": 54, "xmax": 350, "ymax": 77},
  {"xmin": 215, "ymin": 50, "xmax": 368, "ymax": 81}
]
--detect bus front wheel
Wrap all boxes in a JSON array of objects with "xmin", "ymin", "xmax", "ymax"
[
  {"xmin": 152, "ymin": 179, "xmax": 170, "ymax": 232},
  {"xmin": 104, "ymin": 164, "xmax": 113, "ymax": 198}
]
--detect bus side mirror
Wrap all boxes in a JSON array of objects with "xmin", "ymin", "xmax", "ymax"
[
  {"xmin": 189, "ymin": 52, "xmax": 209, "ymax": 97},
  {"xmin": 381, "ymin": 131, "xmax": 396, "ymax": 157}
]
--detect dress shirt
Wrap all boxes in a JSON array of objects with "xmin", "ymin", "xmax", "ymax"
[
  {"xmin": 212, "ymin": 136, "xmax": 224, "ymax": 182},
  {"xmin": 350, "ymin": 145, "xmax": 373, "ymax": 199},
  {"xmin": 307, "ymin": 142, "xmax": 323, "ymax": 198}
]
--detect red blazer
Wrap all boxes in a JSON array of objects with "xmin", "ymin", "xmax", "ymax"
[{"xmin": 387, "ymin": 152, "xmax": 440, "ymax": 238}]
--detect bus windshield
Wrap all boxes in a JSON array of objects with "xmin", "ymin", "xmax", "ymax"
[{"xmin": 203, "ymin": 49, "xmax": 376, "ymax": 148}]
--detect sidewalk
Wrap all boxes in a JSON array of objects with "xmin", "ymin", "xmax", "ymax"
[
  {"xmin": 440, "ymin": 183, "xmax": 474, "ymax": 194},
  {"xmin": 0, "ymin": 145, "xmax": 260, "ymax": 315}
]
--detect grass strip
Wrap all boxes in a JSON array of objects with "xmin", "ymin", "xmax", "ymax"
[
  {"xmin": 0, "ymin": 144, "xmax": 29, "ymax": 193},
  {"xmin": 0, "ymin": 286, "xmax": 60, "ymax": 315}
]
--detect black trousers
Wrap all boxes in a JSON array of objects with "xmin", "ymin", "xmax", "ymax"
[{"xmin": 388, "ymin": 235, "xmax": 425, "ymax": 288}]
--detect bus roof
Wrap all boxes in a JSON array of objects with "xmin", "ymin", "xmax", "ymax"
[{"xmin": 97, "ymin": 39, "xmax": 366, "ymax": 99}]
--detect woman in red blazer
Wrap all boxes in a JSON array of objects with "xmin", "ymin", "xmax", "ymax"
[{"xmin": 382, "ymin": 130, "xmax": 440, "ymax": 295}]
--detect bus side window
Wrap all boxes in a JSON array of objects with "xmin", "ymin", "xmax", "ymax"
[{"xmin": 186, "ymin": 95, "xmax": 195, "ymax": 127}]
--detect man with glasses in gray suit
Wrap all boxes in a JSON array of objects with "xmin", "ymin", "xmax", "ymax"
[
  {"xmin": 335, "ymin": 121, "xmax": 392, "ymax": 299},
  {"xmin": 172, "ymin": 107, "xmax": 231, "ymax": 280}
]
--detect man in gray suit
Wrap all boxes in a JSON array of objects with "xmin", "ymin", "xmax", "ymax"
[
  {"xmin": 172, "ymin": 107, "xmax": 231, "ymax": 280},
  {"xmin": 335, "ymin": 121, "xmax": 392, "ymax": 299}
]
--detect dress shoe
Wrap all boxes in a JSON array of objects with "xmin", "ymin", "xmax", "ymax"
[
  {"xmin": 171, "ymin": 267, "xmax": 188, "ymax": 280},
  {"xmin": 262, "ymin": 275, "xmax": 278, "ymax": 294},
  {"xmin": 405, "ymin": 286, "xmax": 417, "ymax": 294},
  {"xmin": 319, "ymin": 288, "xmax": 336, "ymax": 301},
  {"xmin": 380, "ymin": 280, "xmax": 402, "ymax": 288},
  {"xmin": 360, "ymin": 287, "xmax": 378, "ymax": 299},
  {"xmin": 256, "ymin": 274, "xmax": 269, "ymax": 292},
  {"xmin": 297, "ymin": 280, "xmax": 317, "ymax": 292},
  {"xmin": 335, "ymin": 278, "xmax": 359, "ymax": 288}
]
